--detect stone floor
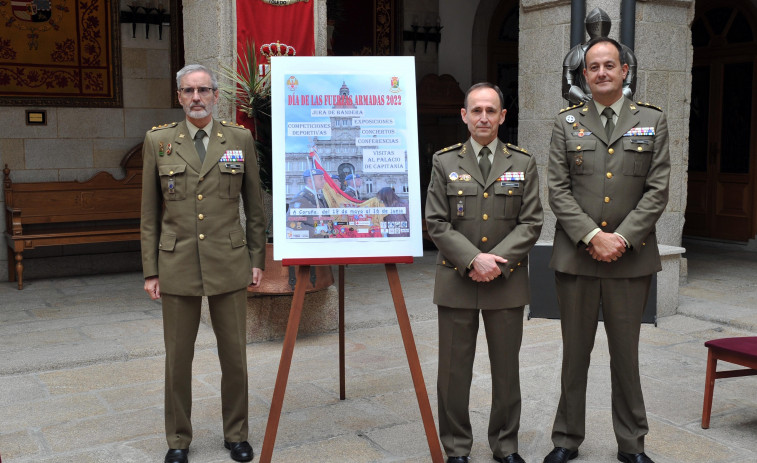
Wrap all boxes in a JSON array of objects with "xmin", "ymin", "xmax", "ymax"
[{"xmin": 0, "ymin": 239, "xmax": 755, "ymax": 462}]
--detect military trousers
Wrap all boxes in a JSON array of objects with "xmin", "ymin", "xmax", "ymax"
[
  {"xmin": 437, "ymin": 305, "xmax": 524, "ymax": 458},
  {"xmin": 162, "ymin": 288, "xmax": 249, "ymax": 449},
  {"xmin": 551, "ymin": 272, "xmax": 652, "ymax": 454}
]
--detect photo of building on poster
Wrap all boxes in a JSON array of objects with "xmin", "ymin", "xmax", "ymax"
[{"xmin": 282, "ymin": 74, "xmax": 411, "ymax": 240}]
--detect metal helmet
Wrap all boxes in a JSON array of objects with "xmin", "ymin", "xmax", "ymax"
[{"xmin": 585, "ymin": 8, "xmax": 611, "ymax": 39}]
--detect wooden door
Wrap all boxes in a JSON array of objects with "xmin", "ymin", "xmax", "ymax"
[
  {"xmin": 487, "ymin": 0, "xmax": 519, "ymax": 144},
  {"xmin": 686, "ymin": 2, "xmax": 757, "ymax": 241}
]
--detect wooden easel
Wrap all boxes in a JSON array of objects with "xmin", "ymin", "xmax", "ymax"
[{"xmin": 259, "ymin": 261, "xmax": 443, "ymax": 463}]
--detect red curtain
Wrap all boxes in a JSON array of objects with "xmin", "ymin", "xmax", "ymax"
[{"xmin": 235, "ymin": 0, "xmax": 315, "ymax": 126}]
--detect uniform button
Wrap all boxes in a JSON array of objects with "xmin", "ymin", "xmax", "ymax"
[
  {"xmin": 606, "ymin": 172, "xmax": 613, "ymax": 179},
  {"xmin": 198, "ymin": 214, "xmax": 204, "ymax": 220},
  {"xmin": 458, "ymin": 190, "xmax": 463, "ymax": 196},
  {"xmin": 510, "ymin": 268, "xmax": 514, "ymax": 273},
  {"xmin": 481, "ymin": 236, "xmax": 488, "ymax": 243},
  {"xmin": 454, "ymin": 267, "xmax": 458, "ymax": 271},
  {"xmin": 199, "ymin": 176, "xmax": 204, "ymax": 182},
  {"xmin": 197, "ymin": 194, "xmax": 203, "ymax": 200},
  {"xmin": 642, "ymin": 242, "xmax": 646, "ymax": 246},
  {"xmin": 482, "ymin": 214, "xmax": 489, "ymax": 220},
  {"xmin": 199, "ymin": 234, "xmax": 205, "ymax": 240},
  {"xmin": 232, "ymin": 169, "xmax": 237, "ymax": 174},
  {"xmin": 608, "ymin": 148, "xmax": 614, "ymax": 155},
  {"xmin": 637, "ymin": 146, "xmax": 643, "ymax": 152},
  {"xmin": 576, "ymin": 145, "xmax": 582, "ymax": 150},
  {"xmin": 483, "ymin": 192, "xmax": 489, "ymax": 198},
  {"xmin": 601, "ymin": 221, "xmax": 608, "ymax": 227},
  {"xmin": 169, "ymin": 170, "xmax": 174, "ymax": 175},
  {"xmin": 604, "ymin": 196, "xmax": 610, "ymax": 203},
  {"xmin": 517, "ymin": 262, "xmax": 522, "ymax": 266},
  {"xmin": 508, "ymin": 190, "xmax": 513, "ymax": 195},
  {"xmin": 442, "ymin": 260, "xmax": 446, "ymax": 265}
]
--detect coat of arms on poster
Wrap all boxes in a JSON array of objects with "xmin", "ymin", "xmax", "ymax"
[{"xmin": 271, "ymin": 56, "xmax": 423, "ymax": 261}]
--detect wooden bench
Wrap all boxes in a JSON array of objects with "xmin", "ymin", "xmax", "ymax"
[{"xmin": 3, "ymin": 145, "xmax": 143, "ymax": 289}]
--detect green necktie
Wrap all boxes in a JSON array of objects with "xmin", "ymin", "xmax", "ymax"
[
  {"xmin": 478, "ymin": 146, "xmax": 491, "ymax": 180},
  {"xmin": 194, "ymin": 129, "xmax": 207, "ymax": 163},
  {"xmin": 602, "ymin": 107, "xmax": 615, "ymax": 139}
]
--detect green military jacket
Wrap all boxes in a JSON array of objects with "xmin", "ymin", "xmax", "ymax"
[
  {"xmin": 425, "ymin": 138, "xmax": 543, "ymax": 310},
  {"xmin": 548, "ymin": 98, "xmax": 671, "ymax": 277},
  {"xmin": 141, "ymin": 119, "xmax": 266, "ymax": 296}
]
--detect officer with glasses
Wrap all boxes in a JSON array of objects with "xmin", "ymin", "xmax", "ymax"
[{"xmin": 141, "ymin": 64, "xmax": 266, "ymax": 463}]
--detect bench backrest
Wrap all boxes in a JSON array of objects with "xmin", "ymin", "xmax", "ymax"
[{"xmin": 5, "ymin": 171, "xmax": 142, "ymax": 225}]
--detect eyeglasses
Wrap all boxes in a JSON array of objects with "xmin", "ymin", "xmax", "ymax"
[{"xmin": 179, "ymin": 86, "xmax": 215, "ymax": 96}]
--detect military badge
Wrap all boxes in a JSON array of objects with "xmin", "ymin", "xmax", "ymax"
[
  {"xmin": 165, "ymin": 143, "xmax": 172, "ymax": 155},
  {"xmin": 566, "ymin": 115, "xmax": 575, "ymax": 123},
  {"xmin": 575, "ymin": 155, "xmax": 583, "ymax": 166},
  {"xmin": 159, "ymin": 141, "xmax": 164, "ymax": 156},
  {"xmin": 449, "ymin": 172, "xmax": 459, "ymax": 181}
]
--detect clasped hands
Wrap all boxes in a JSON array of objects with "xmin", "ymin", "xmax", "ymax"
[
  {"xmin": 587, "ymin": 231, "xmax": 626, "ymax": 263},
  {"xmin": 469, "ymin": 252, "xmax": 508, "ymax": 283}
]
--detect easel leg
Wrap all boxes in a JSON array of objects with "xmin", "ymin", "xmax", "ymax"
[
  {"xmin": 259, "ymin": 265, "xmax": 310, "ymax": 463},
  {"xmin": 339, "ymin": 265, "xmax": 346, "ymax": 400},
  {"xmin": 384, "ymin": 263, "xmax": 444, "ymax": 463}
]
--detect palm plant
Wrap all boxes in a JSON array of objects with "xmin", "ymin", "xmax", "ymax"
[{"xmin": 218, "ymin": 41, "xmax": 273, "ymax": 193}]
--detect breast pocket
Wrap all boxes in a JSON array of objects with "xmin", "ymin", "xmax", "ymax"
[
  {"xmin": 494, "ymin": 183, "xmax": 523, "ymax": 219},
  {"xmin": 446, "ymin": 182, "xmax": 478, "ymax": 221},
  {"xmin": 218, "ymin": 163, "xmax": 245, "ymax": 199},
  {"xmin": 567, "ymin": 139, "xmax": 595, "ymax": 175},
  {"xmin": 622, "ymin": 138, "xmax": 654, "ymax": 176},
  {"xmin": 158, "ymin": 164, "xmax": 187, "ymax": 200}
]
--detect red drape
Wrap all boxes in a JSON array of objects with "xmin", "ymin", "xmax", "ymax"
[{"xmin": 235, "ymin": 0, "xmax": 315, "ymax": 127}]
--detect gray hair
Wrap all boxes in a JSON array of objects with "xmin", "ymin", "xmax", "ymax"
[{"xmin": 176, "ymin": 64, "xmax": 219, "ymax": 90}]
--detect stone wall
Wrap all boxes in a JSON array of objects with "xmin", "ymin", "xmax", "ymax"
[
  {"xmin": 0, "ymin": 1, "xmax": 184, "ymax": 280},
  {"xmin": 518, "ymin": 0, "xmax": 695, "ymax": 246}
]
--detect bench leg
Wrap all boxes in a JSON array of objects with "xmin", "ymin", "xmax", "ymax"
[
  {"xmin": 702, "ymin": 349, "xmax": 717, "ymax": 429},
  {"xmin": 14, "ymin": 251, "xmax": 23, "ymax": 290},
  {"xmin": 7, "ymin": 246, "xmax": 15, "ymax": 282}
]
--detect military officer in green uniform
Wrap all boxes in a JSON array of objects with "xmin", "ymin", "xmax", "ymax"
[
  {"xmin": 425, "ymin": 82, "xmax": 543, "ymax": 463},
  {"xmin": 542, "ymin": 38, "xmax": 670, "ymax": 463},
  {"xmin": 141, "ymin": 64, "xmax": 266, "ymax": 463}
]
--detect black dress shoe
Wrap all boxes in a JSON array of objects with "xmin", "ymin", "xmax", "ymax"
[
  {"xmin": 164, "ymin": 448, "xmax": 188, "ymax": 463},
  {"xmin": 543, "ymin": 447, "xmax": 578, "ymax": 463},
  {"xmin": 224, "ymin": 441, "xmax": 254, "ymax": 462},
  {"xmin": 447, "ymin": 457, "xmax": 470, "ymax": 463},
  {"xmin": 617, "ymin": 450, "xmax": 654, "ymax": 463},
  {"xmin": 495, "ymin": 452, "xmax": 526, "ymax": 463}
]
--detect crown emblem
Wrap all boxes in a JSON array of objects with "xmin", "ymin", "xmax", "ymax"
[{"xmin": 260, "ymin": 41, "xmax": 297, "ymax": 61}]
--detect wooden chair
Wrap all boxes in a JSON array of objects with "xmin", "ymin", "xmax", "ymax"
[{"xmin": 702, "ymin": 336, "xmax": 757, "ymax": 428}]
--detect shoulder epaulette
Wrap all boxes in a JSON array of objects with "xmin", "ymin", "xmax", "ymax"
[
  {"xmin": 220, "ymin": 120, "xmax": 248, "ymax": 129},
  {"xmin": 434, "ymin": 142, "xmax": 463, "ymax": 155},
  {"xmin": 635, "ymin": 101, "xmax": 663, "ymax": 112},
  {"xmin": 506, "ymin": 143, "xmax": 530, "ymax": 156},
  {"xmin": 150, "ymin": 122, "xmax": 178, "ymax": 131},
  {"xmin": 559, "ymin": 102, "xmax": 585, "ymax": 114}
]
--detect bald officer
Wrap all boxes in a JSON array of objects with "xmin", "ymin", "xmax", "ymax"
[
  {"xmin": 542, "ymin": 37, "xmax": 670, "ymax": 463},
  {"xmin": 141, "ymin": 64, "xmax": 266, "ymax": 463},
  {"xmin": 425, "ymin": 82, "xmax": 543, "ymax": 463}
]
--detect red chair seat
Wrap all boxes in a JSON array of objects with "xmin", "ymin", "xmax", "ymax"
[{"xmin": 702, "ymin": 336, "xmax": 757, "ymax": 429}]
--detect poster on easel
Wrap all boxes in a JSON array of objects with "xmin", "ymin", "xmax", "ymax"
[{"xmin": 270, "ymin": 56, "xmax": 423, "ymax": 261}]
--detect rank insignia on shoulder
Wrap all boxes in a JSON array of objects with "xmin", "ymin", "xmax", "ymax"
[
  {"xmin": 435, "ymin": 142, "xmax": 463, "ymax": 155},
  {"xmin": 636, "ymin": 101, "xmax": 663, "ymax": 111},
  {"xmin": 506, "ymin": 143, "xmax": 529, "ymax": 155},
  {"xmin": 559, "ymin": 102, "xmax": 584, "ymax": 114},
  {"xmin": 150, "ymin": 122, "xmax": 177, "ymax": 132}
]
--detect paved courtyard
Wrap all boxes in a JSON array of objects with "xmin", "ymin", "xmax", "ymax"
[{"xmin": 0, "ymin": 240, "xmax": 756, "ymax": 462}]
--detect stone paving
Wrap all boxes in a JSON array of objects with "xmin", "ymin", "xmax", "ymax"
[{"xmin": 0, "ymin": 240, "xmax": 756, "ymax": 462}]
